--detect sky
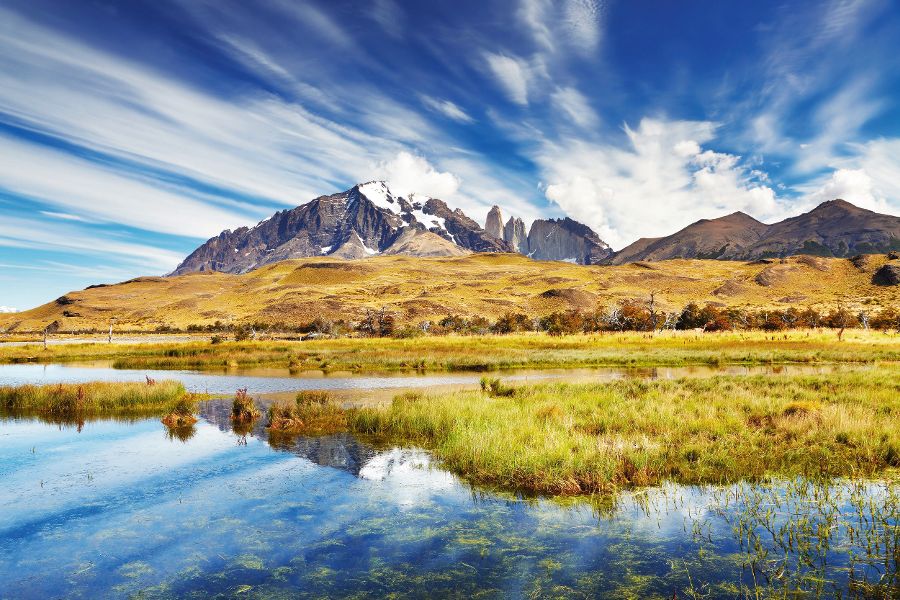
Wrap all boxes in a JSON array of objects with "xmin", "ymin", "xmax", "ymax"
[{"xmin": 1, "ymin": 0, "xmax": 900, "ymax": 311}]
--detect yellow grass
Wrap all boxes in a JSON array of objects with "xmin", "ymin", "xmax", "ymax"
[
  {"xmin": 1, "ymin": 329, "xmax": 899, "ymax": 371},
  {"xmin": 1, "ymin": 253, "xmax": 897, "ymax": 332}
]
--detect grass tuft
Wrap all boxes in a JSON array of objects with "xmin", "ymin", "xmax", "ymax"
[
  {"xmin": 346, "ymin": 366, "xmax": 900, "ymax": 496},
  {"xmin": 230, "ymin": 388, "xmax": 260, "ymax": 423}
]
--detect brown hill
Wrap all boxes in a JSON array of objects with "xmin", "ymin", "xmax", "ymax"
[
  {"xmin": 2, "ymin": 253, "xmax": 897, "ymax": 333},
  {"xmin": 610, "ymin": 200, "xmax": 900, "ymax": 264}
]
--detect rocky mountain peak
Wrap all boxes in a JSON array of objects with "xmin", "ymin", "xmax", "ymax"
[{"xmin": 485, "ymin": 205, "xmax": 504, "ymax": 239}]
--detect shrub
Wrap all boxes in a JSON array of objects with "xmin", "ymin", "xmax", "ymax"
[
  {"xmin": 231, "ymin": 388, "xmax": 260, "ymax": 423},
  {"xmin": 480, "ymin": 377, "xmax": 516, "ymax": 397}
]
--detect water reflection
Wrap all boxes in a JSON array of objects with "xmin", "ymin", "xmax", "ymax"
[
  {"xmin": 0, "ymin": 361, "xmax": 870, "ymax": 396},
  {"xmin": 0, "ymin": 415, "xmax": 896, "ymax": 598}
]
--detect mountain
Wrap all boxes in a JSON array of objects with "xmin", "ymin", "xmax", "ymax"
[
  {"xmin": 609, "ymin": 200, "xmax": 900, "ymax": 264},
  {"xmin": 173, "ymin": 182, "xmax": 611, "ymax": 275},
  {"xmin": 172, "ymin": 182, "xmax": 507, "ymax": 275}
]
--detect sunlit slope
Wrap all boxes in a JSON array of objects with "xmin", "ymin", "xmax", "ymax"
[{"xmin": 2, "ymin": 253, "xmax": 898, "ymax": 331}]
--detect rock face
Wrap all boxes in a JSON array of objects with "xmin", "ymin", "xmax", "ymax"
[
  {"xmin": 171, "ymin": 181, "xmax": 614, "ymax": 275},
  {"xmin": 527, "ymin": 218, "xmax": 613, "ymax": 264},
  {"xmin": 503, "ymin": 217, "xmax": 528, "ymax": 254},
  {"xmin": 485, "ymin": 206, "xmax": 504, "ymax": 239},
  {"xmin": 610, "ymin": 200, "xmax": 900, "ymax": 264},
  {"xmin": 172, "ymin": 182, "xmax": 511, "ymax": 275}
]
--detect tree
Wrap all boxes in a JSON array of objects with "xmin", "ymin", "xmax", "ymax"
[{"xmin": 43, "ymin": 320, "xmax": 60, "ymax": 350}]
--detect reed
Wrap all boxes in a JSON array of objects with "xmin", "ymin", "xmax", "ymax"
[
  {"xmin": 266, "ymin": 391, "xmax": 347, "ymax": 434},
  {"xmin": 0, "ymin": 380, "xmax": 187, "ymax": 418},
  {"xmin": 230, "ymin": 388, "xmax": 260, "ymax": 423},
  {"xmin": 348, "ymin": 366, "xmax": 900, "ymax": 496}
]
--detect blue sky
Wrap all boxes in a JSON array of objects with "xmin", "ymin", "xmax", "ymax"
[{"xmin": 1, "ymin": 0, "xmax": 899, "ymax": 311}]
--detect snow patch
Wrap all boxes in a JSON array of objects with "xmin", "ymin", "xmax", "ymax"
[
  {"xmin": 358, "ymin": 181, "xmax": 397, "ymax": 212},
  {"xmin": 320, "ymin": 245, "xmax": 333, "ymax": 254},
  {"xmin": 561, "ymin": 258, "xmax": 578, "ymax": 264}
]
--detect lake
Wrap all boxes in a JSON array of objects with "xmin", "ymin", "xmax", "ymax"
[
  {"xmin": 0, "ymin": 362, "xmax": 865, "ymax": 396},
  {"xmin": 0, "ymin": 404, "xmax": 897, "ymax": 598}
]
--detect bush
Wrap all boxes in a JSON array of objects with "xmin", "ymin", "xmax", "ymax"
[
  {"xmin": 480, "ymin": 377, "xmax": 516, "ymax": 397},
  {"xmin": 231, "ymin": 388, "xmax": 260, "ymax": 423}
]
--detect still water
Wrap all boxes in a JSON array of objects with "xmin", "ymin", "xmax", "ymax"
[
  {"xmin": 0, "ymin": 406, "xmax": 897, "ymax": 598},
  {"xmin": 0, "ymin": 362, "xmax": 862, "ymax": 396}
]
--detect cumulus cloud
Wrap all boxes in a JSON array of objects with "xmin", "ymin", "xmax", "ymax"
[
  {"xmin": 803, "ymin": 169, "xmax": 881, "ymax": 211},
  {"xmin": 375, "ymin": 151, "xmax": 460, "ymax": 199},
  {"xmin": 538, "ymin": 118, "xmax": 779, "ymax": 249},
  {"xmin": 0, "ymin": 306, "xmax": 17, "ymax": 313}
]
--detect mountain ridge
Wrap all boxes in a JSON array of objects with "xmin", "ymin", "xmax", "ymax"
[
  {"xmin": 172, "ymin": 182, "xmax": 612, "ymax": 275},
  {"xmin": 609, "ymin": 199, "xmax": 900, "ymax": 264}
]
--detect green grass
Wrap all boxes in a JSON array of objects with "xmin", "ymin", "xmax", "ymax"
[
  {"xmin": 0, "ymin": 380, "xmax": 188, "ymax": 419},
  {"xmin": 345, "ymin": 366, "xmax": 900, "ymax": 496},
  {"xmin": 3, "ymin": 330, "xmax": 900, "ymax": 372},
  {"xmin": 265, "ymin": 391, "xmax": 347, "ymax": 434}
]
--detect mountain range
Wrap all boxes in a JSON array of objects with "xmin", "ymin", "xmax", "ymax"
[
  {"xmin": 172, "ymin": 182, "xmax": 900, "ymax": 276},
  {"xmin": 609, "ymin": 200, "xmax": 900, "ymax": 264},
  {"xmin": 172, "ymin": 182, "xmax": 611, "ymax": 275}
]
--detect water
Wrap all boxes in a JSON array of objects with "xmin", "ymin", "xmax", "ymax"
[
  {"xmin": 1, "ymin": 410, "xmax": 897, "ymax": 598},
  {"xmin": 0, "ymin": 362, "xmax": 861, "ymax": 396}
]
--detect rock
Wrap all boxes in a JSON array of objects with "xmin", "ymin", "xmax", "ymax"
[
  {"xmin": 873, "ymin": 264, "xmax": 900, "ymax": 286},
  {"xmin": 503, "ymin": 217, "xmax": 528, "ymax": 254},
  {"xmin": 526, "ymin": 218, "xmax": 612, "ymax": 264},
  {"xmin": 485, "ymin": 206, "xmax": 504, "ymax": 239}
]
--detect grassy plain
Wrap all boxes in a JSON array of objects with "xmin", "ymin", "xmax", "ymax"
[
  {"xmin": 342, "ymin": 367, "xmax": 900, "ymax": 495},
  {"xmin": 1, "ymin": 253, "xmax": 898, "ymax": 332},
  {"xmin": 1, "ymin": 329, "xmax": 899, "ymax": 372}
]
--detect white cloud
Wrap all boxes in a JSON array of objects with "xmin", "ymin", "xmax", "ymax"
[
  {"xmin": 803, "ymin": 168, "xmax": 884, "ymax": 211},
  {"xmin": 0, "ymin": 136, "xmax": 250, "ymax": 239},
  {"xmin": 791, "ymin": 138, "xmax": 900, "ymax": 216},
  {"xmin": 375, "ymin": 151, "xmax": 460, "ymax": 199},
  {"xmin": 550, "ymin": 87, "xmax": 599, "ymax": 128},
  {"xmin": 564, "ymin": 0, "xmax": 603, "ymax": 51},
  {"xmin": 484, "ymin": 52, "xmax": 532, "ymax": 105},
  {"xmin": 420, "ymin": 96, "xmax": 474, "ymax": 123},
  {"xmin": 538, "ymin": 118, "xmax": 780, "ymax": 249},
  {"xmin": 0, "ymin": 216, "xmax": 185, "ymax": 273},
  {"xmin": 0, "ymin": 306, "xmax": 17, "ymax": 313},
  {"xmin": 517, "ymin": 0, "xmax": 603, "ymax": 55},
  {"xmin": 368, "ymin": 0, "xmax": 404, "ymax": 38}
]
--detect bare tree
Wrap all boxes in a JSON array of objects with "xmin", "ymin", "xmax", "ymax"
[
  {"xmin": 647, "ymin": 292, "xmax": 659, "ymax": 333},
  {"xmin": 661, "ymin": 312, "xmax": 679, "ymax": 331},
  {"xmin": 858, "ymin": 311, "xmax": 870, "ymax": 331},
  {"xmin": 43, "ymin": 321, "xmax": 60, "ymax": 350},
  {"xmin": 603, "ymin": 305, "xmax": 624, "ymax": 331}
]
